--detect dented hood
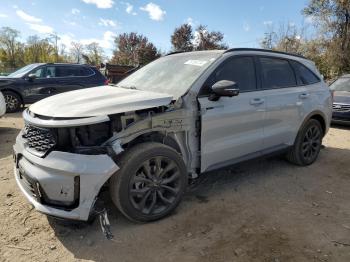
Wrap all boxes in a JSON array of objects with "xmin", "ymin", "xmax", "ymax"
[{"xmin": 29, "ymin": 86, "xmax": 173, "ymax": 118}]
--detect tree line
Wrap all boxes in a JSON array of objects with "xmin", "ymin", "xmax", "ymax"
[{"xmin": 1, "ymin": 0, "xmax": 349, "ymax": 79}]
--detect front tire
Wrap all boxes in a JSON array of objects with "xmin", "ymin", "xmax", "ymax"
[
  {"xmin": 3, "ymin": 91, "xmax": 21, "ymax": 113},
  {"xmin": 287, "ymin": 119, "xmax": 323, "ymax": 166},
  {"xmin": 110, "ymin": 142, "xmax": 187, "ymax": 222}
]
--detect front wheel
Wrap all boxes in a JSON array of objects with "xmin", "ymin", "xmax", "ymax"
[
  {"xmin": 110, "ymin": 142, "xmax": 187, "ymax": 222},
  {"xmin": 3, "ymin": 91, "xmax": 22, "ymax": 113},
  {"xmin": 287, "ymin": 119, "xmax": 323, "ymax": 166}
]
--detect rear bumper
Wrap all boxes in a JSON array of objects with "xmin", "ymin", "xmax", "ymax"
[{"xmin": 13, "ymin": 133, "xmax": 119, "ymax": 221}]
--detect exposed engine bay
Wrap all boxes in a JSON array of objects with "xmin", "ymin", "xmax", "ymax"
[{"xmin": 22, "ymin": 101, "xmax": 200, "ymax": 176}]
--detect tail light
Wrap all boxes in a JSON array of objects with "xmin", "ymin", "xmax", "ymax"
[{"xmin": 104, "ymin": 79, "xmax": 110, "ymax": 85}]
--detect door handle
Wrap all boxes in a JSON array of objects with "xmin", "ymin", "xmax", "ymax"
[
  {"xmin": 299, "ymin": 93, "xmax": 310, "ymax": 99},
  {"xmin": 250, "ymin": 98, "xmax": 265, "ymax": 105}
]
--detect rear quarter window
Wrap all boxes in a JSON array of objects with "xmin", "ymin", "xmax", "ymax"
[{"xmin": 290, "ymin": 61, "xmax": 320, "ymax": 85}]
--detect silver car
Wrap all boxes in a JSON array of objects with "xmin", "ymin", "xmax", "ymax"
[
  {"xmin": 0, "ymin": 91, "xmax": 6, "ymax": 117},
  {"xmin": 13, "ymin": 49, "xmax": 332, "ymax": 222}
]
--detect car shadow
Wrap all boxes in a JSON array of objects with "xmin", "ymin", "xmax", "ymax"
[
  {"xmin": 47, "ymin": 145, "xmax": 350, "ymax": 262},
  {"xmin": 331, "ymin": 123, "xmax": 350, "ymax": 130},
  {"xmin": 0, "ymin": 126, "xmax": 21, "ymax": 159}
]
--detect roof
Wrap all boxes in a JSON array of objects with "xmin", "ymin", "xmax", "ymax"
[
  {"xmin": 167, "ymin": 48, "xmax": 307, "ymax": 59},
  {"xmin": 225, "ymin": 48, "xmax": 307, "ymax": 59}
]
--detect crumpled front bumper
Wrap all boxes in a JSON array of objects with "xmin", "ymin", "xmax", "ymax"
[{"xmin": 13, "ymin": 133, "xmax": 119, "ymax": 221}]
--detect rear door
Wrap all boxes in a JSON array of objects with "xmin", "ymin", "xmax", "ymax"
[
  {"xmin": 54, "ymin": 65, "xmax": 86, "ymax": 93},
  {"xmin": 258, "ymin": 56, "xmax": 312, "ymax": 148},
  {"xmin": 198, "ymin": 56, "xmax": 266, "ymax": 172}
]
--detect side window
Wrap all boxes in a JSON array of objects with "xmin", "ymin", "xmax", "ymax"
[
  {"xmin": 260, "ymin": 57, "xmax": 296, "ymax": 89},
  {"xmin": 55, "ymin": 66, "xmax": 73, "ymax": 77},
  {"xmin": 80, "ymin": 67, "xmax": 94, "ymax": 76},
  {"xmin": 45, "ymin": 66, "xmax": 56, "ymax": 78},
  {"xmin": 201, "ymin": 56, "xmax": 256, "ymax": 95},
  {"xmin": 30, "ymin": 67, "xmax": 45, "ymax": 78},
  {"xmin": 290, "ymin": 61, "xmax": 320, "ymax": 85}
]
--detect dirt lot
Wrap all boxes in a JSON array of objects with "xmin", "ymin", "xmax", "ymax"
[{"xmin": 0, "ymin": 112, "xmax": 350, "ymax": 262}]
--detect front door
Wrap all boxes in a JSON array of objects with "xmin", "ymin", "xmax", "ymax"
[{"xmin": 198, "ymin": 56, "xmax": 265, "ymax": 172}]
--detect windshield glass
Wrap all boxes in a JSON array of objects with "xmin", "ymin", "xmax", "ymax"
[
  {"xmin": 8, "ymin": 64, "xmax": 41, "ymax": 78},
  {"xmin": 117, "ymin": 51, "xmax": 223, "ymax": 99},
  {"xmin": 330, "ymin": 77, "xmax": 350, "ymax": 92}
]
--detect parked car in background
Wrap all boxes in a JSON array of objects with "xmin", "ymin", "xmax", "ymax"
[
  {"xmin": 0, "ymin": 63, "xmax": 108, "ymax": 113},
  {"xmin": 330, "ymin": 74, "xmax": 350, "ymax": 125},
  {"xmin": 0, "ymin": 91, "xmax": 6, "ymax": 117},
  {"xmin": 13, "ymin": 49, "xmax": 331, "ymax": 223}
]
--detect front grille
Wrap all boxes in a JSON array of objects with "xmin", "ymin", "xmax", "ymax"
[
  {"xmin": 333, "ymin": 103, "xmax": 350, "ymax": 112},
  {"xmin": 22, "ymin": 124, "xmax": 56, "ymax": 154}
]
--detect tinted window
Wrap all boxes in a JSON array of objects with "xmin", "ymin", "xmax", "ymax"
[
  {"xmin": 80, "ymin": 67, "xmax": 94, "ymax": 76},
  {"xmin": 290, "ymin": 61, "xmax": 320, "ymax": 85},
  {"xmin": 260, "ymin": 57, "xmax": 296, "ymax": 89},
  {"xmin": 55, "ymin": 66, "xmax": 75, "ymax": 77},
  {"xmin": 30, "ymin": 67, "xmax": 45, "ymax": 78},
  {"xmin": 45, "ymin": 66, "xmax": 56, "ymax": 78},
  {"xmin": 55, "ymin": 66, "xmax": 93, "ymax": 77},
  {"xmin": 202, "ymin": 57, "xmax": 256, "ymax": 95}
]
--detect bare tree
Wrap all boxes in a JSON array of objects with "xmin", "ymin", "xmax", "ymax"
[
  {"xmin": 0, "ymin": 27, "xmax": 21, "ymax": 68},
  {"xmin": 85, "ymin": 42, "xmax": 104, "ymax": 65},
  {"xmin": 70, "ymin": 41, "xmax": 84, "ymax": 63},
  {"xmin": 193, "ymin": 25, "xmax": 228, "ymax": 51}
]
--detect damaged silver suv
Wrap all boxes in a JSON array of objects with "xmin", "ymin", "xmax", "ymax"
[{"xmin": 14, "ymin": 49, "xmax": 332, "ymax": 222}]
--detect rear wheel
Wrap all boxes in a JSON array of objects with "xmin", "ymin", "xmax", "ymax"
[
  {"xmin": 110, "ymin": 142, "xmax": 187, "ymax": 222},
  {"xmin": 3, "ymin": 91, "xmax": 21, "ymax": 113},
  {"xmin": 287, "ymin": 119, "xmax": 323, "ymax": 166}
]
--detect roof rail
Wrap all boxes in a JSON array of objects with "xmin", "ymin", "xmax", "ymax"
[
  {"xmin": 166, "ymin": 50, "xmax": 188, "ymax": 56},
  {"xmin": 224, "ymin": 48, "xmax": 307, "ymax": 59}
]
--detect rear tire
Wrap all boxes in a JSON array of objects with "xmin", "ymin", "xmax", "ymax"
[
  {"xmin": 287, "ymin": 119, "xmax": 323, "ymax": 166},
  {"xmin": 110, "ymin": 142, "xmax": 187, "ymax": 222},
  {"xmin": 3, "ymin": 91, "xmax": 21, "ymax": 113}
]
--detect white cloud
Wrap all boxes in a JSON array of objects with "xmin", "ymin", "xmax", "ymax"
[
  {"xmin": 0, "ymin": 14, "xmax": 8, "ymax": 18},
  {"xmin": 243, "ymin": 22, "xmax": 250, "ymax": 32},
  {"xmin": 71, "ymin": 8, "xmax": 80, "ymax": 15},
  {"xmin": 81, "ymin": 0, "xmax": 114, "ymax": 9},
  {"xmin": 63, "ymin": 20, "xmax": 77, "ymax": 26},
  {"xmin": 27, "ymin": 23, "xmax": 53, "ymax": 34},
  {"xmin": 80, "ymin": 31, "xmax": 116, "ymax": 49},
  {"xmin": 12, "ymin": 5, "xmax": 18, "ymax": 9},
  {"xmin": 186, "ymin": 17, "xmax": 194, "ymax": 26},
  {"xmin": 98, "ymin": 18, "xmax": 119, "ymax": 28},
  {"xmin": 263, "ymin": 21, "xmax": 273, "ymax": 26},
  {"xmin": 126, "ymin": 3, "xmax": 137, "ymax": 15},
  {"xmin": 140, "ymin": 2, "xmax": 166, "ymax": 21},
  {"xmin": 16, "ymin": 10, "xmax": 42, "ymax": 23}
]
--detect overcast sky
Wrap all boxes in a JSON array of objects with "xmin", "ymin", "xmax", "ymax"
[{"xmin": 0, "ymin": 0, "xmax": 314, "ymax": 57}]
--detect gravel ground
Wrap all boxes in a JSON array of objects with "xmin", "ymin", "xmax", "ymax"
[{"xmin": 0, "ymin": 112, "xmax": 350, "ymax": 262}]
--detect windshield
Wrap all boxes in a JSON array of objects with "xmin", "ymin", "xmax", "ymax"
[
  {"xmin": 117, "ymin": 51, "xmax": 223, "ymax": 99},
  {"xmin": 7, "ymin": 64, "xmax": 41, "ymax": 78},
  {"xmin": 330, "ymin": 77, "xmax": 350, "ymax": 92}
]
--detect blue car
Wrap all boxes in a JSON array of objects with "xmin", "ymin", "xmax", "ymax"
[{"xmin": 330, "ymin": 75, "xmax": 350, "ymax": 125}]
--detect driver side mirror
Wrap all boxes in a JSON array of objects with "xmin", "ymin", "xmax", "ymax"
[
  {"xmin": 209, "ymin": 80, "xmax": 239, "ymax": 101},
  {"xmin": 27, "ymin": 74, "xmax": 37, "ymax": 81}
]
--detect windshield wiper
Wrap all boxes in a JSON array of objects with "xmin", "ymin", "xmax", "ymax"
[{"xmin": 117, "ymin": 85, "xmax": 138, "ymax": 90}]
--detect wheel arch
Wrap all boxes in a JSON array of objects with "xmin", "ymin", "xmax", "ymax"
[
  {"xmin": 125, "ymin": 131, "xmax": 183, "ymax": 155},
  {"xmin": 1, "ymin": 88, "xmax": 24, "ymax": 104},
  {"xmin": 300, "ymin": 110, "xmax": 327, "ymax": 137}
]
